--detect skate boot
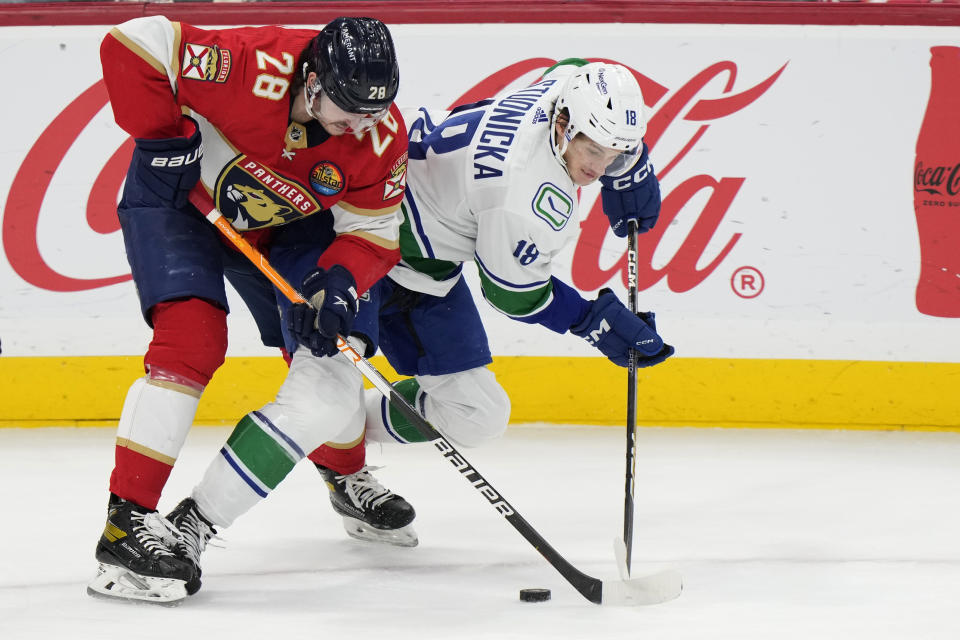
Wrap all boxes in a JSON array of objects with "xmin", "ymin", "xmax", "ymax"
[
  {"xmin": 166, "ymin": 497, "xmax": 217, "ymax": 596},
  {"xmin": 316, "ymin": 464, "xmax": 418, "ymax": 547},
  {"xmin": 87, "ymin": 494, "xmax": 195, "ymax": 605}
]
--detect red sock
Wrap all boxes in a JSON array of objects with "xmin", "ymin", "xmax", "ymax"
[
  {"xmin": 110, "ymin": 446, "xmax": 174, "ymax": 510},
  {"xmin": 308, "ymin": 439, "xmax": 366, "ymax": 475}
]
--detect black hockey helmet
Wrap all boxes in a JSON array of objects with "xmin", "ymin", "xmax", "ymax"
[{"xmin": 304, "ymin": 17, "xmax": 399, "ymax": 115}]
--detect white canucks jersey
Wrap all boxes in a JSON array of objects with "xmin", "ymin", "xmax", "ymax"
[{"xmin": 392, "ymin": 69, "xmax": 580, "ymax": 321}]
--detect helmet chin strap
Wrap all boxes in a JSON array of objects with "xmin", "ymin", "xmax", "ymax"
[
  {"xmin": 303, "ymin": 63, "xmax": 322, "ymax": 121},
  {"xmin": 550, "ymin": 111, "xmax": 574, "ymax": 178},
  {"xmin": 303, "ymin": 85, "xmax": 319, "ymax": 120}
]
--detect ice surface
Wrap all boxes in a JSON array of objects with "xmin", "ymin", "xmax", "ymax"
[{"xmin": 1, "ymin": 424, "xmax": 957, "ymax": 639}]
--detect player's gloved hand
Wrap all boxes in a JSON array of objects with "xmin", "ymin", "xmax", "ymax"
[
  {"xmin": 599, "ymin": 143, "xmax": 660, "ymax": 237},
  {"xmin": 570, "ymin": 289, "xmax": 674, "ymax": 368},
  {"xmin": 286, "ymin": 265, "xmax": 359, "ymax": 358},
  {"xmin": 128, "ymin": 115, "xmax": 203, "ymax": 209}
]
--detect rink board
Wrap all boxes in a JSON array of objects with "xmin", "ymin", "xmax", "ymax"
[
  {"xmin": 3, "ymin": 355, "xmax": 959, "ymax": 431},
  {"xmin": 2, "ymin": 2, "xmax": 960, "ymax": 430}
]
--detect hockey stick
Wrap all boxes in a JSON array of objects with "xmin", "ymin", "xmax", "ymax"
[
  {"xmin": 193, "ymin": 194, "xmax": 681, "ymax": 605},
  {"xmin": 622, "ymin": 219, "xmax": 640, "ymax": 576}
]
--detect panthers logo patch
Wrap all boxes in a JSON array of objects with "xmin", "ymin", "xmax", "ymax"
[{"xmin": 215, "ymin": 157, "xmax": 321, "ymax": 230}]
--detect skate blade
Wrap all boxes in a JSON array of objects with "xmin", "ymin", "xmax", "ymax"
[
  {"xmin": 87, "ymin": 562, "xmax": 188, "ymax": 606},
  {"xmin": 341, "ymin": 516, "xmax": 419, "ymax": 548}
]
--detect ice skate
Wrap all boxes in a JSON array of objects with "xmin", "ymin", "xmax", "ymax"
[
  {"xmin": 166, "ymin": 497, "xmax": 218, "ymax": 595},
  {"xmin": 316, "ymin": 464, "xmax": 418, "ymax": 547},
  {"xmin": 87, "ymin": 495, "xmax": 195, "ymax": 605}
]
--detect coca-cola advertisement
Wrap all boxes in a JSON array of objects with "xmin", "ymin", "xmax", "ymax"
[
  {"xmin": 914, "ymin": 46, "xmax": 960, "ymax": 318},
  {"xmin": 0, "ymin": 20, "xmax": 956, "ymax": 366}
]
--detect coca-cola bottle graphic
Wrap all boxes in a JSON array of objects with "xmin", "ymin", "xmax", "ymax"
[{"xmin": 914, "ymin": 46, "xmax": 960, "ymax": 317}]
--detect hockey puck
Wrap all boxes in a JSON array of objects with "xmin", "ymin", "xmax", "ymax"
[{"xmin": 519, "ymin": 588, "xmax": 551, "ymax": 602}]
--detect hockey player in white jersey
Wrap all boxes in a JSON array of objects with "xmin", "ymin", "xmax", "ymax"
[
  {"xmin": 305, "ymin": 60, "xmax": 672, "ymax": 486},
  {"xmin": 160, "ymin": 60, "xmax": 672, "ymax": 594}
]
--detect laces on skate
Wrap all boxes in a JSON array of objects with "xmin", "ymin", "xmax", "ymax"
[
  {"xmin": 318, "ymin": 464, "xmax": 418, "ymax": 547},
  {"xmin": 337, "ymin": 465, "xmax": 397, "ymax": 510}
]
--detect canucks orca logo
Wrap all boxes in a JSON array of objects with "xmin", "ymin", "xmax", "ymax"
[
  {"xmin": 310, "ymin": 161, "xmax": 345, "ymax": 196},
  {"xmin": 532, "ymin": 182, "xmax": 573, "ymax": 231}
]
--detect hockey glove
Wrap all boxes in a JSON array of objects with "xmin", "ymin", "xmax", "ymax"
[
  {"xmin": 127, "ymin": 115, "xmax": 203, "ymax": 210},
  {"xmin": 287, "ymin": 265, "xmax": 359, "ymax": 358},
  {"xmin": 599, "ymin": 143, "xmax": 660, "ymax": 237},
  {"xmin": 570, "ymin": 289, "xmax": 674, "ymax": 368}
]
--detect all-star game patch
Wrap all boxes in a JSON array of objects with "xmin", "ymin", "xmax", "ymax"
[
  {"xmin": 309, "ymin": 161, "xmax": 345, "ymax": 197},
  {"xmin": 181, "ymin": 43, "xmax": 232, "ymax": 83},
  {"xmin": 384, "ymin": 152, "xmax": 408, "ymax": 200}
]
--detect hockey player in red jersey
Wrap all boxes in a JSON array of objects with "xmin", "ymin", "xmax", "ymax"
[{"xmin": 89, "ymin": 15, "xmax": 413, "ymax": 604}]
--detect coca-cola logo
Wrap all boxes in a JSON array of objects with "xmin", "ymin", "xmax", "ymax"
[
  {"xmin": 3, "ymin": 80, "xmax": 131, "ymax": 292},
  {"xmin": 914, "ymin": 160, "xmax": 960, "ymax": 197},
  {"xmin": 3, "ymin": 58, "xmax": 786, "ymax": 294},
  {"xmin": 448, "ymin": 57, "xmax": 785, "ymax": 293}
]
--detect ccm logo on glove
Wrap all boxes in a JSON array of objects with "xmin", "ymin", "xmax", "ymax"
[
  {"xmin": 582, "ymin": 319, "xmax": 611, "ymax": 346},
  {"xmin": 609, "ymin": 159, "xmax": 651, "ymax": 191},
  {"xmin": 582, "ymin": 319, "xmax": 657, "ymax": 349},
  {"xmin": 571, "ymin": 289, "xmax": 674, "ymax": 368},
  {"xmin": 599, "ymin": 142, "xmax": 661, "ymax": 237}
]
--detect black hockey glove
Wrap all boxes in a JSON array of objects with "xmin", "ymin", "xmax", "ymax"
[
  {"xmin": 570, "ymin": 289, "xmax": 674, "ymax": 368},
  {"xmin": 599, "ymin": 143, "xmax": 661, "ymax": 237},
  {"xmin": 126, "ymin": 115, "xmax": 203, "ymax": 210},
  {"xmin": 286, "ymin": 265, "xmax": 359, "ymax": 358}
]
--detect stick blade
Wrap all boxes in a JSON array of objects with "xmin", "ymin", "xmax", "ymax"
[
  {"xmin": 613, "ymin": 537, "xmax": 630, "ymax": 580},
  {"xmin": 606, "ymin": 538, "xmax": 682, "ymax": 605},
  {"xmin": 601, "ymin": 569, "xmax": 683, "ymax": 606}
]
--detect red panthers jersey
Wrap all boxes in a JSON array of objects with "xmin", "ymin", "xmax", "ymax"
[{"xmin": 100, "ymin": 16, "xmax": 407, "ymax": 292}]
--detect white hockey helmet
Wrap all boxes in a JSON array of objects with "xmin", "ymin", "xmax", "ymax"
[{"xmin": 551, "ymin": 62, "xmax": 646, "ymax": 177}]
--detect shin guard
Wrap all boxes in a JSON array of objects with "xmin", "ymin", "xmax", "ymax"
[{"xmin": 110, "ymin": 375, "xmax": 201, "ymax": 509}]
